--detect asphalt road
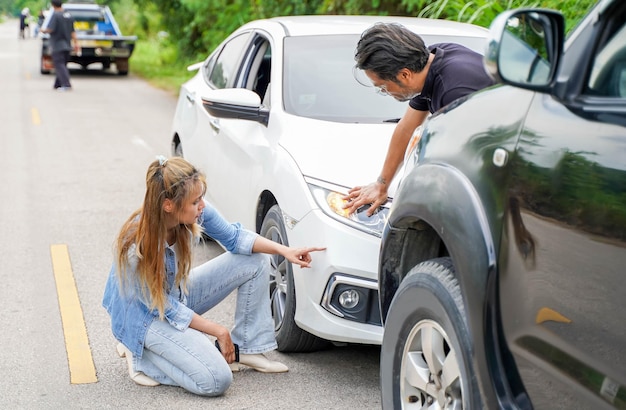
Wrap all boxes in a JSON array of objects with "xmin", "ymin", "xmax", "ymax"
[{"xmin": 0, "ymin": 19, "xmax": 381, "ymax": 409}]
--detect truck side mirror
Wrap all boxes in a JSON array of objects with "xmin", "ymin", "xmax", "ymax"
[{"xmin": 484, "ymin": 9, "xmax": 565, "ymax": 90}]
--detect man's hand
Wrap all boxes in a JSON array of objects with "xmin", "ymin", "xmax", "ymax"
[{"xmin": 343, "ymin": 181, "xmax": 389, "ymax": 216}]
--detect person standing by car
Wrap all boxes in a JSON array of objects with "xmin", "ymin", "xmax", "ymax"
[
  {"xmin": 34, "ymin": 10, "xmax": 46, "ymax": 37},
  {"xmin": 18, "ymin": 8, "xmax": 30, "ymax": 39},
  {"xmin": 344, "ymin": 23, "xmax": 494, "ymax": 215},
  {"xmin": 102, "ymin": 156, "xmax": 325, "ymax": 396},
  {"xmin": 41, "ymin": 0, "xmax": 79, "ymax": 91}
]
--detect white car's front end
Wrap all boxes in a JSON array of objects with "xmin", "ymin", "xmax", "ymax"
[
  {"xmin": 286, "ymin": 191, "xmax": 386, "ymax": 344},
  {"xmin": 170, "ymin": 15, "xmax": 488, "ymax": 350},
  {"xmin": 270, "ymin": 115, "xmax": 397, "ymax": 345}
]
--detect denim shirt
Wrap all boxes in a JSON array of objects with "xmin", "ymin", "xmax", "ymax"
[{"xmin": 102, "ymin": 201, "xmax": 258, "ymax": 358}]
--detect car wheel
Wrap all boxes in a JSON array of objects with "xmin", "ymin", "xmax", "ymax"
[
  {"xmin": 260, "ymin": 204, "xmax": 329, "ymax": 352},
  {"xmin": 380, "ymin": 257, "xmax": 481, "ymax": 409}
]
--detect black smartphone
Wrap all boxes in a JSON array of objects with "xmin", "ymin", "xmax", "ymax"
[{"xmin": 215, "ymin": 340, "xmax": 240, "ymax": 362}]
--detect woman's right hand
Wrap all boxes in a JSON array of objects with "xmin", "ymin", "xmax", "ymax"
[
  {"xmin": 215, "ymin": 327, "xmax": 236, "ymax": 363},
  {"xmin": 190, "ymin": 314, "xmax": 236, "ymax": 363}
]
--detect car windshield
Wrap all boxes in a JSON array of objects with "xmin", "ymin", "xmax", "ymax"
[
  {"xmin": 66, "ymin": 8, "xmax": 108, "ymax": 33},
  {"xmin": 283, "ymin": 34, "xmax": 486, "ymax": 123}
]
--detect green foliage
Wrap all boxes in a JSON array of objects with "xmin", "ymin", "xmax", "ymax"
[
  {"xmin": 101, "ymin": 0, "xmax": 599, "ymax": 93},
  {"xmin": 254, "ymin": 0, "xmax": 325, "ymax": 17},
  {"xmin": 6, "ymin": 0, "xmax": 47, "ymax": 18},
  {"xmin": 320, "ymin": 0, "xmax": 409, "ymax": 16}
]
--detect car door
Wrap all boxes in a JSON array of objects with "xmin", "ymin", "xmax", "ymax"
[
  {"xmin": 499, "ymin": 4, "xmax": 626, "ymax": 408},
  {"xmin": 182, "ymin": 32, "xmax": 252, "ymax": 208},
  {"xmin": 201, "ymin": 33, "xmax": 274, "ymax": 227}
]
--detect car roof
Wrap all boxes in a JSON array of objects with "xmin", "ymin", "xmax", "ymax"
[{"xmin": 263, "ymin": 15, "xmax": 488, "ymax": 38}]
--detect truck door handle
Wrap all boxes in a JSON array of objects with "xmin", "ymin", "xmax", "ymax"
[
  {"xmin": 493, "ymin": 148, "xmax": 508, "ymax": 167},
  {"xmin": 185, "ymin": 92, "xmax": 195, "ymax": 104}
]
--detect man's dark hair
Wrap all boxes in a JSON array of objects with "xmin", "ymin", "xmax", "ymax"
[
  {"xmin": 355, "ymin": 23, "xmax": 430, "ymax": 82},
  {"xmin": 52, "ymin": 0, "xmax": 63, "ymax": 7}
]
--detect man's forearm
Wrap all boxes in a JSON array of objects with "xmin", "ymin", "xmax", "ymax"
[
  {"xmin": 378, "ymin": 107, "xmax": 429, "ymax": 185},
  {"xmin": 378, "ymin": 132, "xmax": 410, "ymax": 186}
]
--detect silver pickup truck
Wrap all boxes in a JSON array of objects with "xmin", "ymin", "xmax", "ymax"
[{"xmin": 40, "ymin": 1, "xmax": 137, "ymax": 75}]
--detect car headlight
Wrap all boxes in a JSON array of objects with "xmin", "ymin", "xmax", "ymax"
[{"xmin": 307, "ymin": 180, "xmax": 390, "ymax": 237}]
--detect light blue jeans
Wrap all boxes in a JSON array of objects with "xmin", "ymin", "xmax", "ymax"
[{"xmin": 134, "ymin": 252, "xmax": 277, "ymax": 396}]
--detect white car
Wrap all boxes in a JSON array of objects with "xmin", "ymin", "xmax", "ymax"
[{"xmin": 170, "ymin": 15, "xmax": 488, "ymax": 352}]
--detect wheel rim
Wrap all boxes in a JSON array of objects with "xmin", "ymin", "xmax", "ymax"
[
  {"xmin": 400, "ymin": 319, "xmax": 463, "ymax": 409},
  {"xmin": 265, "ymin": 223, "xmax": 289, "ymax": 331}
]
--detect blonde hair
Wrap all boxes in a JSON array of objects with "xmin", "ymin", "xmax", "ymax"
[{"xmin": 116, "ymin": 157, "xmax": 206, "ymax": 318}]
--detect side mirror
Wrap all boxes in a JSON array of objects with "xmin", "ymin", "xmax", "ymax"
[
  {"xmin": 484, "ymin": 9, "xmax": 565, "ymax": 90},
  {"xmin": 202, "ymin": 88, "xmax": 269, "ymax": 126}
]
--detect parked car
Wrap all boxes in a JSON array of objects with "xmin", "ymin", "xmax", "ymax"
[
  {"xmin": 378, "ymin": 1, "xmax": 626, "ymax": 408},
  {"xmin": 170, "ymin": 16, "xmax": 489, "ymax": 352},
  {"xmin": 40, "ymin": 1, "xmax": 136, "ymax": 75}
]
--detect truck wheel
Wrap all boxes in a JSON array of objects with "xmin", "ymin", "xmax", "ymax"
[
  {"xmin": 116, "ymin": 58, "xmax": 129, "ymax": 76},
  {"xmin": 260, "ymin": 204, "xmax": 329, "ymax": 352},
  {"xmin": 380, "ymin": 257, "xmax": 482, "ymax": 409}
]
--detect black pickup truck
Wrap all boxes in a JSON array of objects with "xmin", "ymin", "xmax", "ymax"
[
  {"xmin": 378, "ymin": 0, "xmax": 626, "ymax": 408},
  {"xmin": 40, "ymin": 1, "xmax": 136, "ymax": 75}
]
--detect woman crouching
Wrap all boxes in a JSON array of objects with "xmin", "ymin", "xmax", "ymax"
[{"xmin": 103, "ymin": 156, "xmax": 325, "ymax": 396}]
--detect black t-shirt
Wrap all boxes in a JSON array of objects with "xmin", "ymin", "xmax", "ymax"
[
  {"xmin": 409, "ymin": 43, "xmax": 494, "ymax": 113},
  {"xmin": 48, "ymin": 10, "xmax": 75, "ymax": 53}
]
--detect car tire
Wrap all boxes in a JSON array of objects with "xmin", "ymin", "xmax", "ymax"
[
  {"xmin": 380, "ymin": 257, "xmax": 481, "ymax": 409},
  {"xmin": 260, "ymin": 204, "xmax": 329, "ymax": 352}
]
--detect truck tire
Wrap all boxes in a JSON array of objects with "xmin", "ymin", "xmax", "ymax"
[
  {"xmin": 381, "ymin": 257, "xmax": 482, "ymax": 409},
  {"xmin": 116, "ymin": 58, "xmax": 129, "ymax": 76}
]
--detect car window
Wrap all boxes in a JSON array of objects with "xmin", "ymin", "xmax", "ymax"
[
  {"xmin": 202, "ymin": 54, "xmax": 217, "ymax": 86},
  {"xmin": 207, "ymin": 33, "xmax": 250, "ymax": 89},
  {"xmin": 587, "ymin": 18, "xmax": 626, "ymax": 97},
  {"xmin": 67, "ymin": 8, "xmax": 109, "ymax": 34},
  {"xmin": 238, "ymin": 36, "xmax": 271, "ymax": 102}
]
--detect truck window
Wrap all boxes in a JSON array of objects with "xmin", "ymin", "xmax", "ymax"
[{"xmin": 586, "ymin": 12, "xmax": 626, "ymax": 97}]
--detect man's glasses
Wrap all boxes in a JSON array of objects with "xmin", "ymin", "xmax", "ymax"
[
  {"xmin": 353, "ymin": 66, "xmax": 391, "ymax": 96},
  {"xmin": 375, "ymin": 84, "xmax": 389, "ymax": 96}
]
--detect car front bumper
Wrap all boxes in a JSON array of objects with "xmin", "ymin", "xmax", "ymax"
[{"xmin": 286, "ymin": 208, "xmax": 384, "ymax": 345}]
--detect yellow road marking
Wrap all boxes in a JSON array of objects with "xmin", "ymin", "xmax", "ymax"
[
  {"xmin": 31, "ymin": 108, "xmax": 41, "ymax": 125},
  {"xmin": 50, "ymin": 244, "xmax": 98, "ymax": 384}
]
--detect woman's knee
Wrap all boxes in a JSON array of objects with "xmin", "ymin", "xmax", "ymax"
[
  {"xmin": 249, "ymin": 252, "xmax": 270, "ymax": 265},
  {"xmin": 192, "ymin": 364, "xmax": 233, "ymax": 396},
  {"xmin": 250, "ymin": 253, "xmax": 271, "ymax": 275}
]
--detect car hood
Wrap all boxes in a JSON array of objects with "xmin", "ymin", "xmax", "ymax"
[{"xmin": 278, "ymin": 117, "xmax": 399, "ymax": 198}]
